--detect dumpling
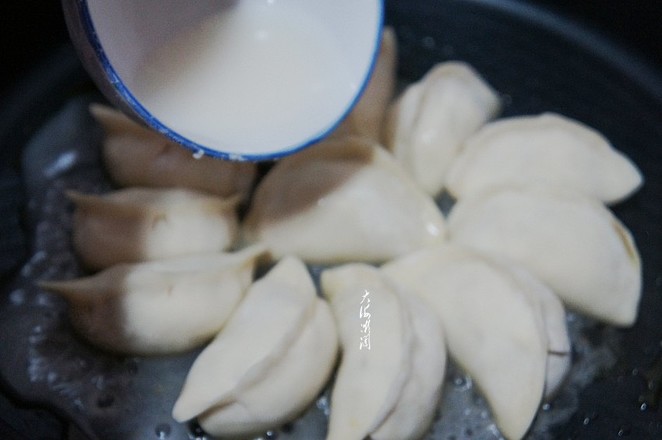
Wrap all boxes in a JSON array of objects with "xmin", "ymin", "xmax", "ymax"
[
  {"xmin": 333, "ymin": 27, "xmax": 398, "ymax": 142},
  {"xmin": 383, "ymin": 62, "xmax": 501, "ymax": 196},
  {"xmin": 90, "ymin": 104, "xmax": 256, "ymax": 199},
  {"xmin": 445, "ymin": 113, "xmax": 643, "ymax": 203},
  {"xmin": 69, "ymin": 187, "xmax": 239, "ymax": 270},
  {"xmin": 243, "ymin": 137, "xmax": 446, "ymax": 263},
  {"xmin": 382, "ymin": 244, "xmax": 549, "ymax": 440},
  {"xmin": 370, "ymin": 291, "xmax": 446, "ymax": 440},
  {"xmin": 447, "ymin": 186, "xmax": 642, "ymax": 326},
  {"xmin": 503, "ymin": 261, "xmax": 571, "ymax": 398},
  {"xmin": 38, "ymin": 246, "xmax": 265, "ymax": 355},
  {"xmin": 321, "ymin": 263, "xmax": 446, "ymax": 440},
  {"xmin": 172, "ymin": 257, "xmax": 337, "ymax": 438}
]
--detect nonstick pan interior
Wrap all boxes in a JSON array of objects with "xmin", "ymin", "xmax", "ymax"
[{"xmin": 1, "ymin": 1, "xmax": 661, "ymax": 439}]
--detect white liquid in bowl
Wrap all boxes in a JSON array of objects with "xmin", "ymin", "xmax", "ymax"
[{"xmin": 131, "ymin": 1, "xmax": 358, "ymax": 156}]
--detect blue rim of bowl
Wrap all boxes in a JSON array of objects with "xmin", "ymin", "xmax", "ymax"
[{"xmin": 76, "ymin": 1, "xmax": 385, "ymax": 162}]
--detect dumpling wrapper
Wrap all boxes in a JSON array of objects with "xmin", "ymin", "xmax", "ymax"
[
  {"xmin": 447, "ymin": 186, "xmax": 642, "ymax": 326},
  {"xmin": 69, "ymin": 187, "xmax": 239, "ymax": 270},
  {"xmin": 91, "ymin": 104, "xmax": 256, "ymax": 199},
  {"xmin": 503, "ymin": 261, "xmax": 571, "ymax": 398},
  {"xmin": 445, "ymin": 113, "xmax": 643, "ymax": 204},
  {"xmin": 332, "ymin": 27, "xmax": 397, "ymax": 142},
  {"xmin": 382, "ymin": 244, "xmax": 548, "ymax": 440},
  {"xmin": 173, "ymin": 257, "xmax": 338, "ymax": 437},
  {"xmin": 322, "ymin": 264, "xmax": 445, "ymax": 440},
  {"xmin": 322, "ymin": 264, "xmax": 410, "ymax": 440},
  {"xmin": 371, "ymin": 292, "xmax": 446, "ymax": 440},
  {"xmin": 383, "ymin": 61, "xmax": 501, "ymax": 196},
  {"xmin": 38, "ymin": 246, "xmax": 265, "ymax": 355},
  {"xmin": 243, "ymin": 137, "xmax": 446, "ymax": 264}
]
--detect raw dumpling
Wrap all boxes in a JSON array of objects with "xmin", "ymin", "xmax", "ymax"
[
  {"xmin": 172, "ymin": 257, "xmax": 338, "ymax": 438},
  {"xmin": 69, "ymin": 187, "xmax": 239, "ymax": 270},
  {"xmin": 91, "ymin": 104, "xmax": 256, "ymax": 199},
  {"xmin": 321, "ymin": 263, "xmax": 446, "ymax": 440},
  {"xmin": 370, "ymin": 291, "xmax": 446, "ymax": 440},
  {"xmin": 38, "ymin": 246, "xmax": 265, "ymax": 355},
  {"xmin": 383, "ymin": 62, "xmax": 501, "ymax": 196},
  {"xmin": 243, "ymin": 137, "xmax": 446, "ymax": 263},
  {"xmin": 382, "ymin": 244, "xmax": 549, "ymax": 440},
  {"xmin": 447, "ymin": 186, "xmax": 642, "ymax": 326},
  {"xmin": 333, "ymin": 27, "xmax": 398, "ymax": 142},
  {"xmin": 445, "ymin": 113, "xmax": 643, "ymax": 203},
  {"xmin": 503, "ymin": 262, "xmax": 571, "ymax": 398}
]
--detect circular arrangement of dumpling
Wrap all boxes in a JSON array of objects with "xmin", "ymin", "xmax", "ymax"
[{"xmin": 38, "ymin": 26, "xmax": 646, "ymax": 440}]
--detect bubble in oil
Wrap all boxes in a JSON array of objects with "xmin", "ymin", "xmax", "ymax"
[
  {"xmin": 188, "ymin": 421, "xmax": 208, "ymax": 440},
  {"xmin": 616, "ymin": 424, "xmax": 631, "ymax": 437},
  {"xmin": 47, "ymin": 371, "xmax": 59, "ymax": 384},
  {"xmin": 9, "ymin": 289, "xmax": 26, "ymax": 305},
  {"xmin": 155, "ymin": 423, "xmax": 171, "ymax": 439},
  {"xmin": 35, "ymin": 291, "xmax": 59, "ymax": 308},
  {"xmin": 640, "ymin": 350, "xmax": 662, "ymax": 408},
  {"xmin": 255, "ymin": 431, "xmax": 278, "ymax": 440},
  {"xmin": 452, "ymin": 374, "xmax": 473, "ymax": 391},
  {"xmin": 43, "ymin": 150, "xmax": 78, "ymax": 178},
  {"xmin": 486, "ymin": 423, "xmax": 504, "ymax": 439},
  {"xmin": 315, "ymin": 393, "xmax": 331, "ymax": 417}
]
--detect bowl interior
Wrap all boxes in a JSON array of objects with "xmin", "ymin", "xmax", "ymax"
[{"xmin": 78, "ymin": 0, "xmax": 383, "ymax": 160}]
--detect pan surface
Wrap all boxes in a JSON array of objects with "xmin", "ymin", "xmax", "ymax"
[{"xmin": 1, "ymin": 1, "xmax": 661, "ymax": 439}]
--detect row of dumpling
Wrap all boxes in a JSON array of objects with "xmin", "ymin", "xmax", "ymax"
[
  {"xmin": 235, "ymin": 138, "xmax": 641, "ymax": 439},
  {"xmin": 238, "ymin": 27, "xmax": 643, "ymax": 440},
  {"xmin": 35, "ymin": 72, "xmax": 452, "ymax": 439},
  {"xmin": 41, "ymin": 28, "xmax": 644, "ymax": 440},
  {"xmin": 39, "ymin": 103, "xmax": 260, "ymax": 354},
  {"xmin": 375, "ymin": 35, "xmax": 643, "ymax": 327},
  {"xmin": 38, "ymin": 105, "xmax": 343, "ymax": 437},
  {"xmin": 39, "ymin": 104, "xmax": 449, "ymax": 438},
  {"xmin": 242, "ymin": 26, "xmax": 643, "ymax": 326},
  {"xmin": 382, "ymin": 31, "xmax": 641, "ymax": 439}
]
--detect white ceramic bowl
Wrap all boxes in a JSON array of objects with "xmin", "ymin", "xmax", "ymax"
[{"xmin": 62, "ymin": 0, "xmax": 383, "ymax": 161}]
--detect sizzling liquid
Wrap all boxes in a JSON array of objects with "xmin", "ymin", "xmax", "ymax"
[{"xmin": 132, "ymin": 1, "xmax": 357, "ymax": 156}]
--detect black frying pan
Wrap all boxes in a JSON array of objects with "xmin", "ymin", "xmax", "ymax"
[{"xmin": 1, "ymin": 1, "xmax": 661, "ymax": 439}]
